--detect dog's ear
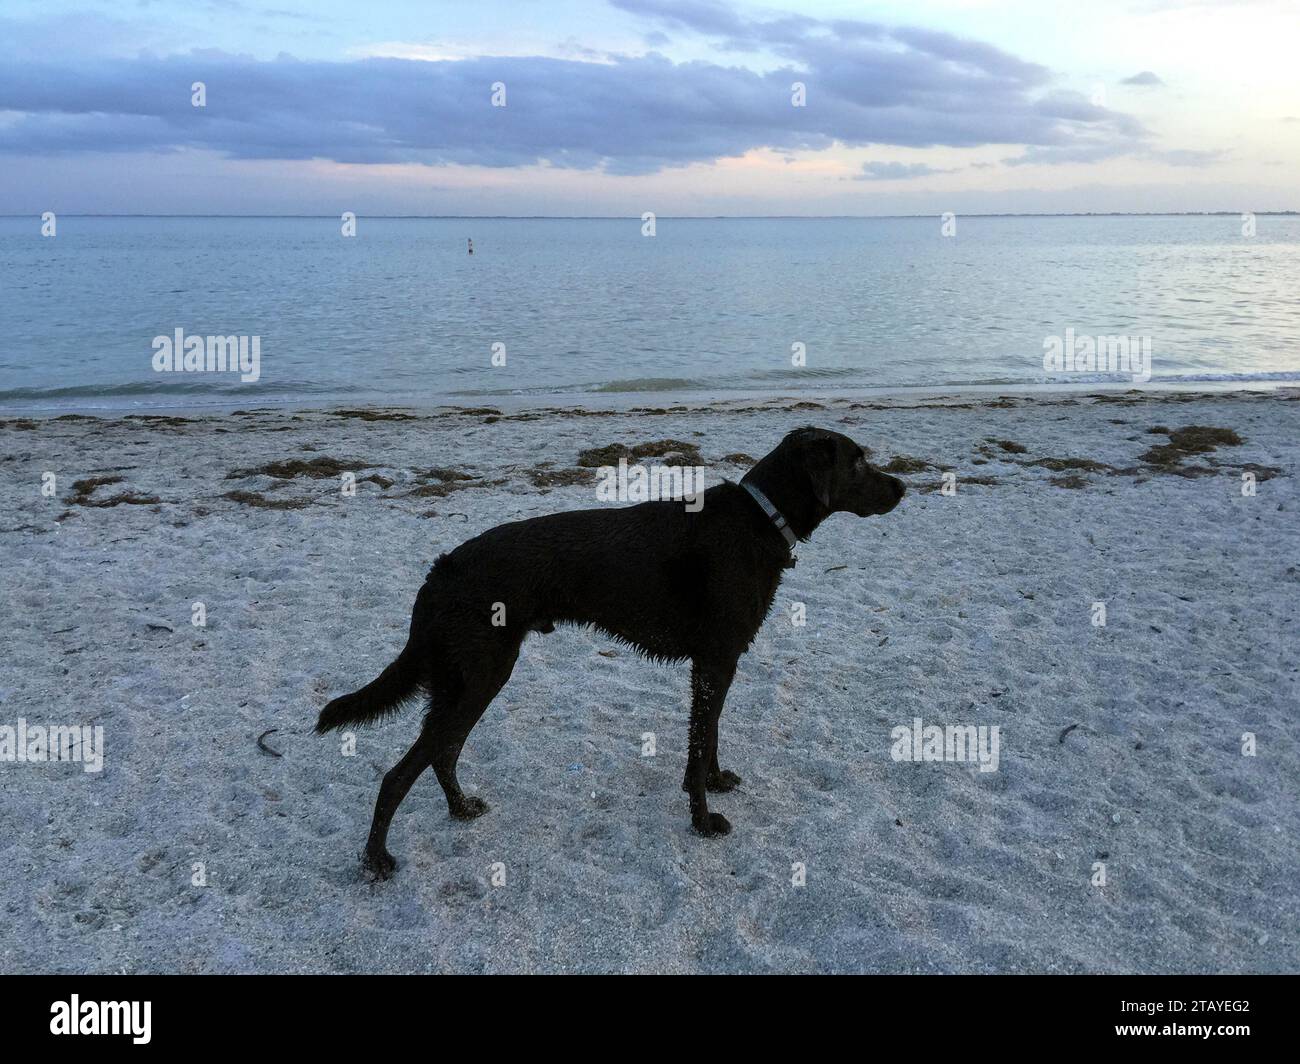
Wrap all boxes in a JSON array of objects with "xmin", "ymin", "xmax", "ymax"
[{"xmin": 803, "ymin": 435, "xmax": 837, "ymax": 508}]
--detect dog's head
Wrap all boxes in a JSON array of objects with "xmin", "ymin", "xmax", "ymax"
[{"xmin": 771, "ymin": 426, "xmax": 906, "ymax": 517}]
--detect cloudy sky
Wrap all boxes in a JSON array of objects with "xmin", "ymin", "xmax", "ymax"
[{"xmin": 1, "ymin": 0, "xmax": 1295, "ymax": 215}]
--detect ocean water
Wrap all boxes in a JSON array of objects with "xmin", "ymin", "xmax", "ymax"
[{"xmin": 2, "ymin": 215, "xmax": 1298, "ymax": 411}]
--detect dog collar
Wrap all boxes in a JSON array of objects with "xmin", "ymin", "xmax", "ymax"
[{"xmin": 741, "ymin": 480, "xmax": 798, "ymax": 551}]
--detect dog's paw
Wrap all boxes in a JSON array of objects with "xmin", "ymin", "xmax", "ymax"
[
  {"xmin": 450, "ymin": 795, "xmax": 490, "ymax": 821},
  {"xmin": 362, "ymin": 848, "xmax": 398, "ymax": 881},
  {"xmin": 707, "ymin": 769, "xmax": 742, "ymax": 792},
  {"xmin": 692, "ymin": 812, "xmax": 732, "ymax": 838}
]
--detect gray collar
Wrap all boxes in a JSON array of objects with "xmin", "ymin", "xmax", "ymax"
[{"xmin": 740, "ymin": 480, "xmax": 798, "ymax": 550}]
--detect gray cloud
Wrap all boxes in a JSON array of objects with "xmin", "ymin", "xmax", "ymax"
[
  {"xmin": 1150, "ymin": 147, "xmax": 1227, "ymax": 166},
  {"xmin": 1006, "ymin": 142, "xmax": 1225, "ymax": 169},
  {"xmin": 856, "ymin": 161, "xmax": 955, "ymax": 181},
  {"xmin": 0, "ymin": 1, "xmax": 1148, "ymax": 175},
  {"xmin": 1121, "ymin": 70, "xmax": 1165, "ymax": 87}
]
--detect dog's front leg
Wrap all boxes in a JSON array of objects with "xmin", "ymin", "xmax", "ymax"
[{"xmin": 683, "ymin": 659, "xmax": 737, "ymax": 837}]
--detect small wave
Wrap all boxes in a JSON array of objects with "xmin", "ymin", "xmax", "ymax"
[
  {"xmin": 743, "ymin": 366, "xmax": 865, "ymax": 382},
  {"xmin": 588, "ymin": 377, "xmax": 701, "ymax": 393},
  {"xmin": 572, "ymin": 366, "xmax": 867, "ymax": 394},
  {"xmin": 0, "ymin": 379, "xmax": 338, "ymax": 402},
  {"xmin": 1029, "ymin": 369, "xmax": 1300, "ymax": 386},
  {"xmin": 1151, "ymin": 369, "xmax": 1300, "ymax": 383},
  {"xmin": 4, "ymin": 368, "xmax": 1298, "ymax": 412},
  {"xmin": 575, "ymin": 367, "xmax": 1300, "ymax": 396}
]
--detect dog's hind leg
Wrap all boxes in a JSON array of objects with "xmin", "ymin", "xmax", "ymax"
[
  {"xmin": 682, "ymin": 658, "xmax": 738, "ymax": 837},
  {"xmin": 362, "ymin": 718, "xmax": 437, "ymax": 880},
  {"xmin": 428, "ymin": 642, "xmax": 519, "ymax": 821},
  {"xmin": 357, "ymin": 647, "xmax": 512, "ymax": 880}
]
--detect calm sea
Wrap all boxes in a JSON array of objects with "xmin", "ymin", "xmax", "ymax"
[{"xmin": 2, "ymin": 215, "xmax": 1298, "ymax": 411}]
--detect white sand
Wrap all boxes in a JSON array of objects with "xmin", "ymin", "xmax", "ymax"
[{"xmin": 1, "ymin": 390, "xmax": 1297, "ymax": 973}]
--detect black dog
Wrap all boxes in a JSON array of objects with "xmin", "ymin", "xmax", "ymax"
[{"xmin": 317, "ymin": 427, "xmax": 905, "ymax": 878}]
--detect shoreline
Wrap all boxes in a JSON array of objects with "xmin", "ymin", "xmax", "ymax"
[{"xmin": 3, "ymin": 378, "xmax": 1298, "ymax": 421}]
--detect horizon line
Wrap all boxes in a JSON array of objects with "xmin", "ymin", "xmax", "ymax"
[{"xmin": 4, "ymin": 210, "xmax": 1299, "ymax": 220}]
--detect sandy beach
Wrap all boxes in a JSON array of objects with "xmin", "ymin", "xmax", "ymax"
[{"xmin": 1, "ymin": 389, "xmax": 1297, "ymax": 974}]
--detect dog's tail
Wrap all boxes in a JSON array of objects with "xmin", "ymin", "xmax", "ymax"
[{"xmin": 315, "ymin": 644, "xmax": 424, "ymax": 734}]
